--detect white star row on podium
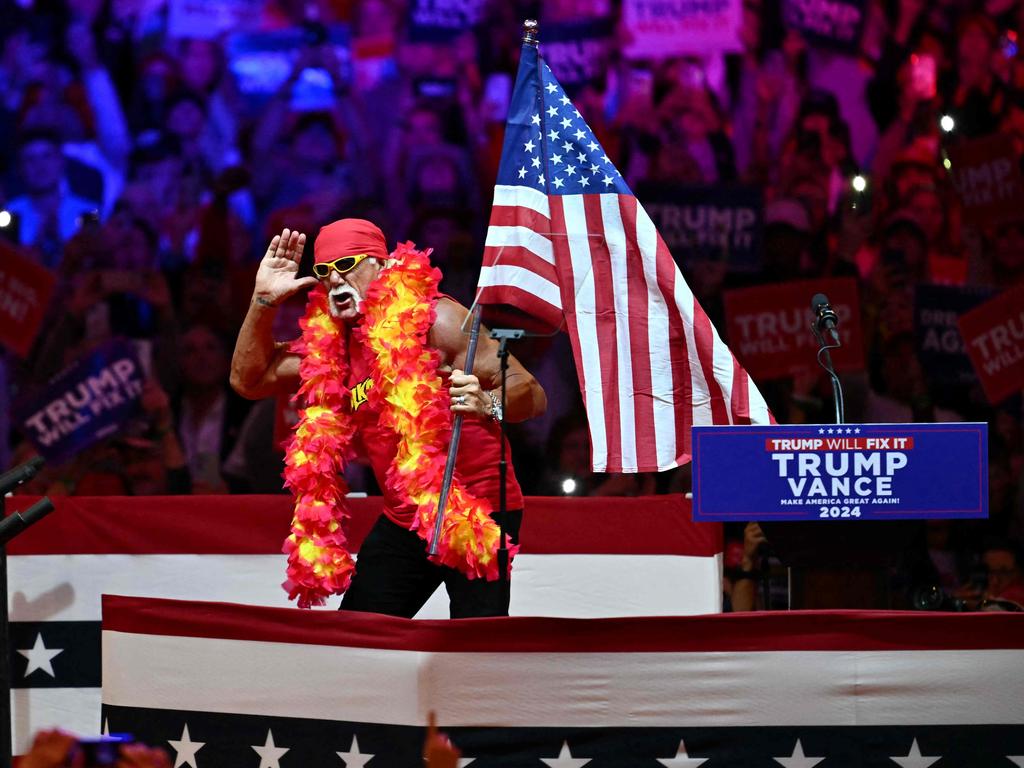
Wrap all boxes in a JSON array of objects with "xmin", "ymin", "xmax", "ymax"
[{"xmin": 108, "ymin": 723, "xmax": 1024, "ymax": 768}]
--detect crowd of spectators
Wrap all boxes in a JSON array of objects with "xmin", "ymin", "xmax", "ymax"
[{"xmin": 1, "ymin": 0, "xmax": 1023, "ymax": 610}]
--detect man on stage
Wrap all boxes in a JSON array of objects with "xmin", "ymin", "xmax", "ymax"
[{"xmin": 230, "ymin": 220, "xmax": 546, "ymax": 618}]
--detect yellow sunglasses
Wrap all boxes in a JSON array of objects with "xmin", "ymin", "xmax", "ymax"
[{"xmin": 313, "ymin": 253, "xmax": 372, "ymax": 278}]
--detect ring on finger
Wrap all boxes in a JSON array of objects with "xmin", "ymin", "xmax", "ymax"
[{"xmin": 454, "ymin": 395, "xmax": 467, "ymax": 405}]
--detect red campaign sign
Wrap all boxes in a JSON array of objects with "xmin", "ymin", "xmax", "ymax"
[
  {"xmin": 0, "ymin": 243, "xmax": 57, "ymax": 357},
  {"xmin": 947, "ymin": 134, "xmax": 1024, "ymax": 227},
  {"xmin": 958, "ymin": 284, "xmax": 1024, "ymax": 404},
  {"xmin": 723, "ymin": 277, "xmax": 865, "ymax": 380}
]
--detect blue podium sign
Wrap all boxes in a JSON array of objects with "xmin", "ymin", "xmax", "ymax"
[{"xmin": 692, "ymin": 423, "xmax": 988, "ymax": 522}]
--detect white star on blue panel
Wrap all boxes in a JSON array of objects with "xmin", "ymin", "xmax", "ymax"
[{"xmin": 493, "ymin": 41, "xmax": 633, "ymax": 196}]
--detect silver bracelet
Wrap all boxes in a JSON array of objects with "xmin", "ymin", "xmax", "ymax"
[{"xmin": 488, "ymin": 391, "xmax": 503, "ymax": 422}]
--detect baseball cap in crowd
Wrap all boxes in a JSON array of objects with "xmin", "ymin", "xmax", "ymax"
[
  {"xmin": 765, "ymin": 198, "xmax": 811, "ymax": 233},
  {"xmin": 892, "ymin": 142, "xmax": 937, "ymax": 171}
]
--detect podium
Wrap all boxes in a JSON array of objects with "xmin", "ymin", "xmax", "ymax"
[
  {"xmin": 693, "ymin": 422, "xmax": 989, "ymax": 609},
  {"xmin": 758, "ymin": 520, "xmax": 920, "ymax": 608}
]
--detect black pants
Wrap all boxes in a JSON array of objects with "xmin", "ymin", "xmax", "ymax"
[{"xmin": 340, "ymin": 510, "xmax": 522, "ymax": 619}]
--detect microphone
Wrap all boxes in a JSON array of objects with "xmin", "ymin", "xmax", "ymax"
[
  {"xmin": 0, "ymin": 497, "xmax": 54, "ymax": 545},
  {"xmin": 811, "ymin": 293, "xmax": 840, "ymax": 343},
  {"xmin": 0, "ymin": 456, "xmax": 45, "ymax": 496}
]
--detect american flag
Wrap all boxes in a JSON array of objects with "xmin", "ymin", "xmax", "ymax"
[{"xmin": 477, "ymin": 39, "xmax": 772, "ymax": 473}]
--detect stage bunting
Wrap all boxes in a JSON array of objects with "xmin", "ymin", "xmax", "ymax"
[{"xmin": 102, "ymin": 595, "xmax": 1024, "ymax": 768}]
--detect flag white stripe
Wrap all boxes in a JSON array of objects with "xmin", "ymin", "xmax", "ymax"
[
  {"xmin": 484, "ymin": 226, "xmax": 554, "ymax": 266},
  {"xmin": 600, "ymin": 194, "xmax": 637, "ymax": 471},
  {"xmin": 561, "ymin": 195, "xmax": 608, "ymax": 469},
  {"xmin": 12, "ymin": 688, "xmax": 102, "ymax": 755},
  {"xmin": 477, "ymin": 264, "xmax": 563, "ymax": 311},
  {"xmin": 492, "ymin": 184, "xmax": 551, "ymax": 218},
  {"xmin": 712, "ymin": 339, "xmax": 735, "ymax": 426},
  {"xmin": 11, "ymin": 554, "xmax": 720, "ymax": 622},
  {"xmin": 673, "ymin": 272, "xmax": 713, "ymax": 429},
  {"xmin": 635, "ymin": 206, "xmax": 676, "ymax": 470},
  {"xmin": 747, "ymin": 376, "xmax": 772, "ymax": 424},
  {"xmin": 102, "ymin": 634, "xmax": 1024, "ymax": 727}
]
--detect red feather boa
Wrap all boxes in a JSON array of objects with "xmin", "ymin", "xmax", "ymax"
[{"xmin": 281, "ymin": 243, "xmax": 514, "ymax": 608}]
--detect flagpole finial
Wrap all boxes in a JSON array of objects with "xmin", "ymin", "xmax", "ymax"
[{"xmin": 522, "ymin": 19, "xmax": 539, "ymax": 46}]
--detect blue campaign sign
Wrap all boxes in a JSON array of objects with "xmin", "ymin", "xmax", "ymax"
[
  {"xmin": 226, "ymin": 26, "xmax": 353, "ymax": 113},
  {"xmin": 18, "ymin": 339, "xmax": 145, "ymax": 465},
  {"xmin": 692, "ymin": 423, "xmax": 988, "ymax": 522}
]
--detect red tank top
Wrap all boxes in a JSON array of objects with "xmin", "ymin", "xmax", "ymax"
[{"xmin": 346, "ymin": 326, "xmax": 523, "ymax": 528}]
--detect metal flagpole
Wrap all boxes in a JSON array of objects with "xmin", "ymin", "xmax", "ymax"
[{"xmin": 428, "ymin": 304, "xmax": 483, "ymax": 556}]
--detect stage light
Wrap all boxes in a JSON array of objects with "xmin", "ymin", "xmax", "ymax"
[
  {"xmin": 561, "ymin": 477, "xmax": 577, "ymax": 494},
  {"xmin": 851, "ymin": 175, "xmax": 867, "ymax": 193},
  {"xmin": 940, "ymin": 114, "xmax": 955, "ymax": 133},
  {"xmin": 0, "ymin": 210, "xmax": 11, "ymax": 228},
  {"xmin": 943, "ymin": 157, "xmax": 952, "ymax": 170}
]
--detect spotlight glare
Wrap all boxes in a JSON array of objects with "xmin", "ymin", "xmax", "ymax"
[
  {"xmin": 0, "ymin": 210, "xmax": 10, "ymax": 228},
  {"xmin": 943, "ymin": 157, "xmax": 952, "ymax": 170},
  {"xmin": 851, "ymin": 175, "xmax": 867, "ymax": 193},
  {"xmin": 561, "ymin": 477, "xmax": 577, "ymax": 494},
  {"xmin": 940, "ymin": 114, "xmax": 955, "ymax": 133}
]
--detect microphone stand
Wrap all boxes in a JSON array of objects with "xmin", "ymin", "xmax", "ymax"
[
  {"xmin": 811, "ymin": 325, "xmax": 845, "ymax": 425},
  {"xmin": 489, "ymin": 329, "xmax": 524, "ymax": 584}
]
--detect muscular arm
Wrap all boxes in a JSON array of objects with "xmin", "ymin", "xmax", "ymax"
[
  {"xmin": 430, "ymin": 297, "xmax": 546, "ymax": 423},
  {"xmin": 229, "ymin": 301, "xmax": 300, "ymax": 399},
  {"xmin": 229, "ymin": 228, "xmax": 314, "ymax": 399}
]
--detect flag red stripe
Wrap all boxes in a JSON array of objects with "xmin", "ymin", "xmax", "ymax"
[
  {"xmin": 620, "ymin": 196, "xmax": 656, "ymax": 469},
  {"xmin": 654, "ymin": 232, "xmax": 693, "ymax": 463},
  {"xmin": 481, "ymin": 245, "xmax": 559, "ymax": 284},
  {"xmin": 693, "ymin": 305, "xmax": 730, "ymax": 426},
  {"xmin": 488, "ymin": 206, "xmax": 551, "ymax": 229},
  {"xmin": 474, "ymin": 285, "xmax": 564, "ymax": 329},
  {"xmin": 547, "ymin": 196, "xmax": 592, "ymax": 449},
  {"xmin": 584, "ymin": 194, "xmax": 622, "ymax": 472},
  {"xmin": 104, "ymin": 595, "xmax": 1024, "ymax": 653},
  {"xmin": 730, "ymin": 359, "xmax": 752, "ymax": 426}
]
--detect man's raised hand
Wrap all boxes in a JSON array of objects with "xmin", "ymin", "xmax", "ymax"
[{"xmin": 252, "ymin": 228, "xmax": 319, "ymax": 307}]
